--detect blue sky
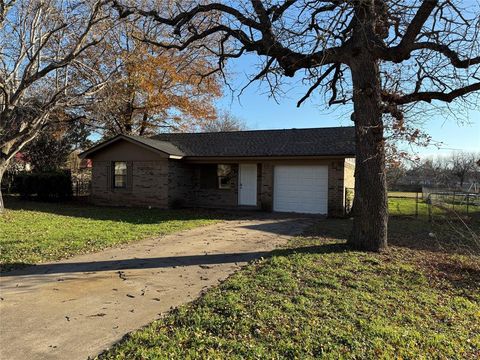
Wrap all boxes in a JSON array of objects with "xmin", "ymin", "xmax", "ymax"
[{"xmin": 218, "ymin": 56, "xmax": 479, "ymax": 158}]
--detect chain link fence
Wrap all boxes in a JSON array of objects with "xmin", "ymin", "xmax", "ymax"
[
  {"xmin": 72, "ymin": 178, "xmax": 91, "ymax": 197},
  {"xmin": 345, "ymin": 187, "xmax": 480, "ymax": 221}
]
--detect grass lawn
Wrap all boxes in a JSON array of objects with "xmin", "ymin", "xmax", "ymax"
[
  {"xmin": 388, "ymin": 195, "xmax": 479, "ymax": 219},
  {"xmin": 99, "ymin": 203, "xmax": 480, "ymax": 359},
  {"xmin": 388, "ymin": 196, "xmax": 428, "ymax": 217},
  {"xmin": 388, "ymin": 191, "xmax": 420, "ymax": 198},
  {"xmin": 0, "ymin": 198, "xmax": 220, "ymax": 271}
]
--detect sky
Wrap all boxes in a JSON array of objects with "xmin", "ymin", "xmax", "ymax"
[{"xmin": 217, "ymin": 55, "xmax": 479, "ymax": 158}]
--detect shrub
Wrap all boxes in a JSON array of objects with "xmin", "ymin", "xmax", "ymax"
[{"xmin": 15, "ymin": 171, "xmax": 72, "ymax": 201}]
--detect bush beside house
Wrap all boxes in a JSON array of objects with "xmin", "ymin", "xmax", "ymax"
[{"xmin": 15, "ymin": 171, "xmax": 72, "ymax": 201}]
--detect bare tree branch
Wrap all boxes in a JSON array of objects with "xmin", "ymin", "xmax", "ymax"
[{"xmin": 383, "ymin": 82, "xmax": 480, "ymax": 104}]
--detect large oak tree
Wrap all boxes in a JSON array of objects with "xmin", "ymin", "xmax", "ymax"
[{"xmin": 112, "ymin": 0, "xmax": 480, "ymax": 251}]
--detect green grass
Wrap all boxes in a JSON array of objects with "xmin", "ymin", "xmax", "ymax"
[
  {"xmin": 388, "ymin": 197, "xmax": 428, "ymax": 217},
  {"xmin": 388, "ymin": 191, "xmax": 420, "ymax": 198},
  {"xmin": 3, "ymin": 197, "xmax": 479, "ymax": 358},
  {"xmin": 0, "ymin": 198, "xmax": 220, "ymax": 271},
  {"xmin": 388, "ymin": 196, "xmax": 479, "ymax": 218},
  {"xmin": 99, "ymin": 219, "xmax": 480, "ymax": 359}
]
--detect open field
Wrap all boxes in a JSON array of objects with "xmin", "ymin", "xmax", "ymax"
[{"xmin": 0, "ymin": 198, "xmax": 220, "ymax": 271}]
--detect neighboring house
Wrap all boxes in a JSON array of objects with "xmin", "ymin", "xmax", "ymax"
[
  {"xmin": 67, "ymin": 150, "xmax": 93, "ymax": 173},
  {"xmin": 80, "ymin": 127, "xmax": 355, "ymax": 216},
  {"xmin": 13, "ymin": 152, "xmax": 32, "ymax": 172}
]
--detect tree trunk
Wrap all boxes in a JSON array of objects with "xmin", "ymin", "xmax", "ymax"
[
  {"xmin": 0, "ymin": 159, "xmax": 7, "ymax": 213},
  {"xmin": 348, "ymin": 56, "xmax": 388, "ymax": 251}
]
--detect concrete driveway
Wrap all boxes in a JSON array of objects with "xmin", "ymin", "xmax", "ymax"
[{"xmin": 0, "ymin": 214, "xmax": 315, "ymax": 360}]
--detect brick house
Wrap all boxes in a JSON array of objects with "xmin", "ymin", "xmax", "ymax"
[{"xmin": 80, "ymin": 127, "xmax": 355, "ymax": 216}]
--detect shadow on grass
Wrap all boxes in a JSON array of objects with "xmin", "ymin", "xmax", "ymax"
[
  {"xmin": 3, "ymin": 196, "xmax": 322, "ymax": 225},
  {"xmin": 433, "ymin": 260, "xmax": 480, "ymax": 297},
  {"xmin": 298, "ymin": 217, "xmax": 480, "ymax": 297},
  {"xmin": 1, "ymin": 243, "xmax": 350, "ymax": 278},
  {"xmin": 388, "ymin": 216, "xmax": 480, "ymax": 255},
  {"xmin": 3, "ymin": 196, "xmax": 226, "ymax": 224},
  {"xmin": 297, "ymin": 214, "xmax": 480, "ymax": 256}
]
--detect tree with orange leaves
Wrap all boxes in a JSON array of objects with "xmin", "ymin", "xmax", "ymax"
[{"xmin": 87, "ymin": 18, "xmax": 222, "ymax": 136}]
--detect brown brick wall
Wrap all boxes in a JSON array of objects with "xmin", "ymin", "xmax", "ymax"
[
  {"xmin": 260, "ymin": 162, "xmax": 273, "ymax": 211},
  {"xmin": 168, "ymin": 160, "xmax": 194, "ymax": 207},
  {"xmin": 90, "ymin": 157, "xmax": 354, "ymax": 216},
  {"xmin": 90, "ymin": 160, "xmax": 169, "ymax": 208},
  {"xmin": 189, "ymin": 164, "xmax": 239, "ymax": 208},
  {"xmin": 327, "ymin": 160, "xmax": 346, "ymax": 217}
]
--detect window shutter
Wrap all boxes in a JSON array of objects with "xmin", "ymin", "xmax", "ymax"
[
  {"xmin": 126, "ymin": 161, "xmax": 133, "ymax": 191},
  {"xmin": 106, "ymin": 163, "xmax": 112, "ymax": 190}
]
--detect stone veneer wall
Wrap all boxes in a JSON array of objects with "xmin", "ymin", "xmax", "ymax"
[{"xmin": 90, "ymin": 160, "xmax": 169, "ymax": 208}]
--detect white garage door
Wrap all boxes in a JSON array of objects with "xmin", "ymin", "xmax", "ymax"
[{"xmin": 273, "ymin": 165, "xmax": 328, "ymax": 214}]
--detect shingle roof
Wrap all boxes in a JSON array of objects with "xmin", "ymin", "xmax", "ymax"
[
  {"xmin": 126, "ymin": 135, "xmax": 185, "ymax": 156},
  {"xmin": 79, "ymin": 134, "xmax": 185, "ymax": 159},
  {"xmin": 151, "ymin": 127, "xmax": 355, "ymax": 157},
  {"xmin": 81, "ymin": 127, "xmax": 356, "ymax": 159}
]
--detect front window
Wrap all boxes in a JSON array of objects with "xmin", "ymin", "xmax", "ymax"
[
  {"xmin": 217, "ymin": 164, "xmax": 232, "ymax": 189},
  {"xmin": 199, "ymin": 164, "xmax": 233, "ymax": 189},
  {"xmin": 113, "ymin": 161, "xmax": 127, "ymax": 188}
]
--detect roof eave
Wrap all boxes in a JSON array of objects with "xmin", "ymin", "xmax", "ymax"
[
  {"xmin": 79, "ymin": 134, "xmax": 184, "ymax": 159},
  {"xmin": 181, "ymin": 154, "xmax": 356, "ymax": 162}
]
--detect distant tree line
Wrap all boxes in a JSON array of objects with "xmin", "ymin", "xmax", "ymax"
[{"xmin": 387, "ymin": 152, "xmax": 480, "ymax": 191}]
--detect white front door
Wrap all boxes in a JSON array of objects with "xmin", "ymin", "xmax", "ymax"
[{"xmin": 238, "ymin": 164, "xmax": 257, "ymax": 206}]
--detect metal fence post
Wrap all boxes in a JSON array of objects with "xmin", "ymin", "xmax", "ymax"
[
  {"xmin": 428, "ymin": 198, "xmax": 432, "ymax": 222},
  {"xmin": 415, "ymin": 192, "xmax": 419, "ymax": 218},
  {"xmin": 466, "ymin": 193, "xmax": 469, "ymax": 215}
]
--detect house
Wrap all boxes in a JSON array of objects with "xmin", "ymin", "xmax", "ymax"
[{"xmin": 80, "ymin": 127, "xmax": 355, "ymax": 216}]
